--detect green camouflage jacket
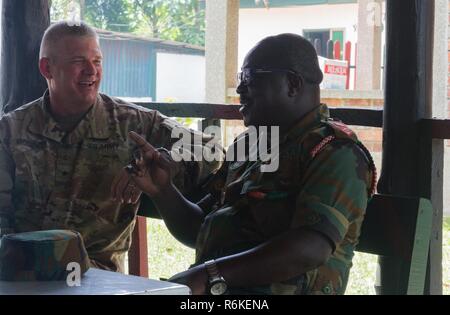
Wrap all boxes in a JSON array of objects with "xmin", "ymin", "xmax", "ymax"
[
  {"xmin": 195, "ymin": 104, "xmax": 375, "ymax": 295},
  {"xmin": 0, "ymin": 91, "xmax": 221, "ymax": 272}
]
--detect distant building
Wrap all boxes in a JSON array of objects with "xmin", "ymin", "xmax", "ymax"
[
  {"xmin": 237, "ymin": 0, "xmax": 385, "ymax": 90},
  {"xmin": 97, "ymin": 29, "xmax": 205, "ymax": 103}
]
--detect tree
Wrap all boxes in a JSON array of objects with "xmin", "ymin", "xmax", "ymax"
[
  {"xmin": 50, "ymin": 0, "xmax": 137, "ymax": 33},
  {"xmin": 84, "ymin": 0, "xmax": 137, "ymax": 33},
  {"xmin": 133, "ymin": 0, "xmax": 205, "ymax": 46},
  {"xmin": 50, "ymin": 0, "xmax": 205, "ymax": 46},
  {"xmin": 50, "ymin": 0, "xmax": 81, "ymax": 21}
]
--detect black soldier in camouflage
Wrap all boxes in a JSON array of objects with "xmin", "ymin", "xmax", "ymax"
[{"xmin": 112, "ymin": 33, "xmax": 376, "ymax": 294}]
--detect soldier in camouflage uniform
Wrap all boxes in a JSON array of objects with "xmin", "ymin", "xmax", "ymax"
[
  {"xmin": 112, "ymin": 33, "xmax": 376, "ymax": 295},
  {"xmin": 0, "ymin": 22, "xmax": 221, "ymax": 273}
]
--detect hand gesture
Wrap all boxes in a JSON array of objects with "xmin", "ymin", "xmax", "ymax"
[{"xmin": 111, "ymin": 131, "xmax": 173, "ymax": 203}]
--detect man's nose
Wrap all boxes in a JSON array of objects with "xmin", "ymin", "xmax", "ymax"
[
  {"xmin": 236, "ymin": 81, "xmax": 247, "ymax": 95},
  {"xmin": 84, "ymin": 61, "xmax": 97, "ymax": 75}
]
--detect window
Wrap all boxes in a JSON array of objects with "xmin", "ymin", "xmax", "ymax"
[{"xmin": 303, "ymin": 29, "xmax": 344, "ymax": 58}]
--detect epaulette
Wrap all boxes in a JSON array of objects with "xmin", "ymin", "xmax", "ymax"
[
  {"xmin": 309, "ymin": 119, "xmax": 377, "ymax": 198},
  {"xmin": 325, "ymin": 119, "xmax": 358, "ymax": 140}
]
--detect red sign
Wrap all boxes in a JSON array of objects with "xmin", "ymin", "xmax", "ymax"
[{"xmin": 324, "ymin": 64, "xmax": 348, "ymax": 76}]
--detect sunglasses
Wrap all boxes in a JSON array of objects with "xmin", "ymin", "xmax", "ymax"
[{"xmin": 236, "ymin": 68, "xmax": 302, "ymax": 86}]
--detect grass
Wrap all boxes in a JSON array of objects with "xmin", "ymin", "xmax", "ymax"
[
  {"xmin": 146, "ymin": 219, "xmax": 195, "ymax": 280},
  {"xmin": 443, "ymin": 217, "xmax": 450, "ymax": 294},
  {"xmin": 143, "ymin": 217, "xmax": 450, "ymax": 295}
]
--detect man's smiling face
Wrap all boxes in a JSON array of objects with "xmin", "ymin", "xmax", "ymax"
[
  {"xmin": 46, "ymin": 35, "xmax": 103, "ymax": 111},
  {"xmin": 236, "ymin": 45, "xmax": 293, "ymax": 128}
]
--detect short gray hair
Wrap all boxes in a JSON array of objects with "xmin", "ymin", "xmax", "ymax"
[{"xmin": 40, "ymin": 21, "xmax": 99, "ymax": 59}]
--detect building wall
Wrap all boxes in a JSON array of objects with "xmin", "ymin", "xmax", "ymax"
[
  {"xmin": 99, "ymin": 39, "xmax": 155, "ymax": 100},
  {"xmin": 156, "ymin": 52, "xmax": 206, "ymax": 103},
  {"xmin": 99, "ymin": 37, "xmax": 205, "ymax": 103},
  {"xmin": 238, "ymin": 2, "xmax": 386, "ymax": 90},
  {"xmin": 238, "ymin": 3, "xmax": 359, "ymax": 68}
]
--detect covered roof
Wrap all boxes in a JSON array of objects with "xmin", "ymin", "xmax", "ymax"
[{"xmin": 95, "ymin": 28, "xmax": 205, "ymax": 55}]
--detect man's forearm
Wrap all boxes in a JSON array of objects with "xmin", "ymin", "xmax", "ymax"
[
  {"xmin": 151, "ymin": 183, "xmax": 205, "ymax": 248},
  {"xmin": 214, "ymin": 228, "xmax": 332, "ymax": 288}
]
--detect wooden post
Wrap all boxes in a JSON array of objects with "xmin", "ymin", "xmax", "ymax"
[
  {"xmin": 205, "ymin": 0, "xmax": 238, "ymax": 105},
  {"xmin": 344, "ymin": 41, "xmax": 352, "ymax": 89},
  {"xmin": 355, "ymin": 0, "xmax": 382, "ymax": 90},
  {"xmin": 0, "ymin": 0, "xmax": 49, "ymax": 114},
  {"xmin": 205, "ymin": 0, "xmax": 239, "ymax": 146},
  {"xmin": 426, "ymin": 0, "xmax": 447, "ymax": 295},
  {"xmin": 128, "ymin": 216, "xmax": 149, "ymax": 277},
  {"xmin": 378, "ymin": 0, "xmax": 439, "ymax": 294}
]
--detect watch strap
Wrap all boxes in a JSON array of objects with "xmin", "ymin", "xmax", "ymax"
[{"xmin": 204, "ymin": 259, "xmax": 222, "ymax": 282}]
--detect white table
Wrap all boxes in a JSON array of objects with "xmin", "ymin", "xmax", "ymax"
[{"xmin": 0, "ymin": 268, "xmax": 191, "ymax": 295}]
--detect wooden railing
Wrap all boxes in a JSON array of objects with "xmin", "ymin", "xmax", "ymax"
[{"xmin": 134, "ymin": 102, "xmax": 384, "ymax": 127}]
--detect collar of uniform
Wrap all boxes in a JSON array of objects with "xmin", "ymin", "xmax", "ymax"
[
  {"xmin": 280, "ymin": 103, "xmax": 330, "ymax": 144},
  {"xmin": 28, "ymin": 90, "xmax": 110, "ymax": 143}
]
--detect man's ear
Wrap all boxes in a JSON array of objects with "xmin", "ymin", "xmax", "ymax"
[
  {"xmin": 39, "ymin": 58, "xmax": 52, "ymax": 80},
  {"xmin": 287, "ymin": 74, "xmax": 303, "ymax": 97}
]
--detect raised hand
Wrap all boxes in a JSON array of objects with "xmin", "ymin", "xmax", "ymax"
[{"xmin": 111, "ymin": 131, "xmax": 173, "ymax": 203}]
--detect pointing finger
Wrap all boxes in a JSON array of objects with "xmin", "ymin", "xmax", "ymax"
[{"xmin": 129, "ymin": 131, "xmax": 157, "ymax": 154}]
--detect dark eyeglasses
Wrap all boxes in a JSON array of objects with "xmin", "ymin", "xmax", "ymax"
[{"xmin": 236, "ymin": 68, "xmax": 301, "ymax": 86}]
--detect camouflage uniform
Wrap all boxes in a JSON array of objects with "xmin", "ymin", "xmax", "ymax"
[
  {"xmin": 0, "ymin": 90, "xmax": 221, "ymax": 272},
  {"xmin": 195, "ymin": 104, "xmax": 376, "ymax": 295}
]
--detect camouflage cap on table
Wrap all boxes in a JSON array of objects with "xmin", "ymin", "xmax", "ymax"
[{"xmin": 0, "ymin": 230, "xmax": 90, "ymax": 281}]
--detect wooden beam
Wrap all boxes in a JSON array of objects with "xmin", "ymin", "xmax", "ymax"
[
  {"xmin": 378, "ymin": 0, "xmax": 440, "ymax": 295},
  {"xmin": 420, "ymin": 119, "xmax": 450, "ymax": 139},
  {"xmin": 330, "ymin": 108, "xmax": 383, "ymax": 127},
  {"xmin": 135, "ymin": 102, "xmax": 383, "ymax": 127},
  {"xmin": 0, "ymin": 0, "xmax": 49, "ymax": 114},
  {"xmin": 135, "ymin": 103, "xmax": 242, "ymax": 120}
]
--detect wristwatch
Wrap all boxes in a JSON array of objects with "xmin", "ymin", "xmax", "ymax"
[{"xmin": 204, "ymin": 260, "xmax": 228, "ymax": 295}]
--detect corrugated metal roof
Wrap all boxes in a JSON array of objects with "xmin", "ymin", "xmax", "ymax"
[{"xmin": 95, "ymin": 28, "xmax": 205, "ymax": 55}]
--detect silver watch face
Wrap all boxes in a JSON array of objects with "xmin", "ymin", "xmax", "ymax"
[{"xmin": 210, "ymin": 281, "xmax": 227, "ymax": 295}]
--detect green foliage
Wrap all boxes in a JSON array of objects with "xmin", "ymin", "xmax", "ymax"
[
  {"xmin": 444, "ymin": 217, "xmax": 450, "ymax": 294},
  {"xmin": 50, "ymin": 0, "xmax": 81, "ymax": 21},
  {"xmin": 133, "ymin": 0, "xmax": 205, "ymax": 46},
  {"xmin": 84, "ymin": 0, "xmax": 138, "ymax": 32},
  {"xmin": 50, "ymin": 0, "xmax": 205, "ymax": 46}
]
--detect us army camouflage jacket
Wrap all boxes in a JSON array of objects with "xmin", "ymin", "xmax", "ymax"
[{"xmin": 0, "ymin": 91, "xmax": 221, "ymax": 272}]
